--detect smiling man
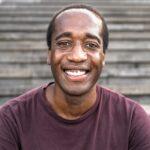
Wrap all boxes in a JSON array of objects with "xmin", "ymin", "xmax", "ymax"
[
  {"xmin": 0, "ymin": 4, "xmax": 150, "ymax": 150},
  {"xmin": 46, "ymin": 7, "xmax": 106, "ymax": 120}
]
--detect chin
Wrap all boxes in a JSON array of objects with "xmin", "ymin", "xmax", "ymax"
[{"xmin": 61, "ymin": 83, "xmax": 96, "ymax": 97}]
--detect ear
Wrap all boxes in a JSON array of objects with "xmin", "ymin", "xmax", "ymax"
[
  {"xmin": 101, "ymin": 52, "xmax": 105, "ymax": 67},
  {"xmin": 102, "ymin": 61, "xmax": 105, "ymax": 66},
  {"xmin": 47, "ymin": 50, "xmax": 51, "ymax": 65}
]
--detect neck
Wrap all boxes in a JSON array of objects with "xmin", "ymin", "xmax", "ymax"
[{"xmin": 45, "ymin": 84, "xmax": 97, "ymax": 120}]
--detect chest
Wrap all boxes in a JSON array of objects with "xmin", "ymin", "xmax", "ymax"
[{"xmin": 19, "ymin": 114, "xmax": 129, "ymax": 150}]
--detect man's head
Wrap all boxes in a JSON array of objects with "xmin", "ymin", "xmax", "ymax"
[
  {"xmin": 47, "ymin": 4, "xmax": 109, "ymax": 53},
  {"xmin": 46, "ymin": 4, "xmax": 108, "ymax": 97}
]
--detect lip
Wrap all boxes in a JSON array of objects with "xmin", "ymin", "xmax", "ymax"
[
  {"xmin": 61, "ymin": 63, "xmax": 91, "ymax": 81},
  {"xmin": 65, "ymin": 70, "xmax": 86, "ymax": 76},
  {"xmin": 63, "ymin": 68, "xmax": 89, "ymax": 82},
  {"xmin": 62, "ymin": 65, "xmax": 90, "ymax": 71},
  {"xmin": 64, "ymin": 71, "xmax": 89, "ymax": 81}
]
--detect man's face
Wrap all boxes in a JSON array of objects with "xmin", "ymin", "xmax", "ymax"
[{"xmin": 48, "ymin": 9, "xmax": 105, "ymax": 96}]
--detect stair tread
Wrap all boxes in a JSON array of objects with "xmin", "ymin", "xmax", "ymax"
[
  {"xmin": 0, "ymin": 49, "xmax": 150, "ymax": 63},
  {"xmin": 1, "ymin": 32, "xmax": 150, "ymax": 41},
  {"xmin": 0, "ymin": 79, "xmax": 150, "ymax": 96},
  {"xmin": 0, "ymin": 63, "xmax": 150, "ymax": 78},
  {"xmin": 0, "ymin": 41, "xmax": 150, "ymax": 50}
]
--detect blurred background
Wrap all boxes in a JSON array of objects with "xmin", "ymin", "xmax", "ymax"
[{"xmin": 0, "ymin": 0, "xmax": 150, "ymax": 114}]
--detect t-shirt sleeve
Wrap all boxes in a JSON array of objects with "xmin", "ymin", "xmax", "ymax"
[
  {"xmin": 129, "ymin": 104, "xmax": 150, "ymax": 150},
  {"xmin": 0, "ymin": 109, "xmax": 20, "ymax": 150}
]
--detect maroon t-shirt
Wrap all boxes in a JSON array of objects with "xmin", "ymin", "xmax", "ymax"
[{"xmin": 0, "ymin": 83, "xmax": 150, "ymax": 150}]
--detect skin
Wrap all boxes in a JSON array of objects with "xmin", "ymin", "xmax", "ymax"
[{"xmin": 46, "ymin": 9, "xmax": 105, "ymax": 120}]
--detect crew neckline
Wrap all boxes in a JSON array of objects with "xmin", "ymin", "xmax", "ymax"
[{"xmin": 39, "ymin": 82, "xmax": 102, "ymax": 124}]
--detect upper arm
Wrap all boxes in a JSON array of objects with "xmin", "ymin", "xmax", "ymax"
[
  {"xmin": 129, "ymin": 104, "xmax": 150, "ymax": 150},
  {"xmin": 0, "ymin": 109, "xmax": 20, "ymax": 150}
]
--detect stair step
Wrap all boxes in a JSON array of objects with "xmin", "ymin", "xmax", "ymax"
[
  {"xmin": 0, "ymin": 10, "xmax": 150, "ymax": 16},
  {"xmin": 0, "ymin": 63, "xmax": 150, "ymax": 78},
  {"xmin": 0, "ymin": 24, "xmax": 48, "ymax": 32},
  {"xmin": 0, "ymin": 41, "xmax": 46, "ymax": 50},
  {"xmin": 0, "ymin": 50, "xmax": 46, "ymax": 63},
  {"xmin": 0, "ymin": 94, "xmax": 149, "ymax": 114},
  {"xmin": 0, "ymin": 95, "xmax": 149, "ymax": 111},
  {"xmin": 2, "ymin": 0, "xmax": 149, "ymax": 3},
  {"xmin": 110, "ymin": 32, "xmax": 150, "ymax": 40},
  {"xmin": 1, "ymin": 16, "xmax": 150, "ymax": 24},
  {"xmin": 109, "ymin": 41, "xmax": 150, "ymax": 50},
  {"xmin": 0, "ymin": 64, "xmax": 52, "ymax": 78},
  {"xmin": 0, "ymin": 79, "xmax": 51, "ymax": 96},
  {"xmin": 102, "ymin": 84, "xmax": 150, "ymax": 95},
  {"xmin": 141, "ymin": 105, "xmax": 150, "ymax": 115},
  {"xmin": 0, "ymin": 41, "xmax": 150, "ymax": 50},
  {"xmin": 0, "ymin": 32, "xmax": 46, "ymax": 41},
  {"xmin": 0, "ymin": 24, "xmax": 149, "ymax": 32},
  {"xmin": 1, "ymin": 5, "xmax": 150, "ymax": 11},
  {"xmin": 1, "ymin": 1, "xmax": 150, "ymax": 6},
  {"xmin": 106, "ymin": 50, "xmax": 150, "ymax": 63},
  {"xmin": 0, "ymin": 78, "xmax": 150, "ymax": 96},
  {"xmin": 0, "ymin": 49, "xmax": 149, "ymax": 64},
  {"xmin": 0, "ymin": 32, "xmax": 150, "ymax": 41}
]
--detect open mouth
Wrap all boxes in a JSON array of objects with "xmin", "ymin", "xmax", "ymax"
[
  {"xmin": 65, "ymin": 70, "xmax": 87, "ymax": 76},
  {"xmin": 63, "ymin": 68, "xmax": 90, "ymax": 81}
]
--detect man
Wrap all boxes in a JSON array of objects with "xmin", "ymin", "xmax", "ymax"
[{"xmin": 0, "ymin": 4, "xmax": 150, "ymax": 150}]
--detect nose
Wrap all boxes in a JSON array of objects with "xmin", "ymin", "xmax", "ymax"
[{"xmin": 67, "ymin": 42, "xmax": 87, "ymax": 62}]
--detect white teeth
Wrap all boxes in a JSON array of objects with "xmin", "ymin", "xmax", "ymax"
[{"xmin": 65, "ymin": 70, "xmax": 86, "ymax": 76}]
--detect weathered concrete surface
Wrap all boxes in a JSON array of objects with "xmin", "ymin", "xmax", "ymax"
[{"xmin": 142, "ymin": 105, "xmax": 150, "ymax": 115}]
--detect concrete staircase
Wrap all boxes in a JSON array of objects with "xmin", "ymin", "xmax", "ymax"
[{"xmin": 0, "ymin": 0, "xmax": 150, "ymax": 113}]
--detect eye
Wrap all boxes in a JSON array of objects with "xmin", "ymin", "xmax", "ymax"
[
  {"xmin": 84, "ymin": 42, "xmax": 100, "ymax": 51},
  {"xmin": 56, "ymin": 40, "xmax": 72, "ymax": 50}
]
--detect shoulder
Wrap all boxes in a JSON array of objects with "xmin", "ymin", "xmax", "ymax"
[
  {"xmin": 0, "ymin": 85, "xmax": 44, "ymax": 119},
  {"xmin": 98, "ymin": 84, "xmax": 137, "ymax": 108},
  {"xmin": 0, "ymin": 84, "xmax": 48, "ymax": 146},
  {"xmin": 97, "ymin": 85, "xmax": 150, "ymax": 147},
  {"xmin": 97, "ymin": 84, "xmax": 149, "ymax": 122}
]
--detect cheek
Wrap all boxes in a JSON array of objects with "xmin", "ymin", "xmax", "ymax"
[
  {"xmin": 51, "ymin": 50, "xmax": 66, "ymax": 65},
  {"xmin": 88, "ymin": 52, "xmax": 104, "ymax": 66}
]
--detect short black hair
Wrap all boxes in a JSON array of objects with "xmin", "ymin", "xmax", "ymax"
[{"xmin": 46, "ymin": 4, "xmax": 109, "ymax": 53}]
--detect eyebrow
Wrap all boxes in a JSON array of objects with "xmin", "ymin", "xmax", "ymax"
[
  {"xmin": 55, "ymin": 32, "xmax": 72, "ymax": 41},
  {"xmin": 55, "ymin": 32, "xmax": 101, "ymax": 44},
  {"xmin": 85, "ymin": 33, "xmax": 101, "ymax": 44}
]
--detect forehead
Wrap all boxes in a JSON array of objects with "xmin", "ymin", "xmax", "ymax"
[
  {"xmin": 53, "ymin": 8, "xmax": 103, "ymax": 38},
  {"xmin": 56, "ymin": 8, "xmax": 102, "ymax": 25}
]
